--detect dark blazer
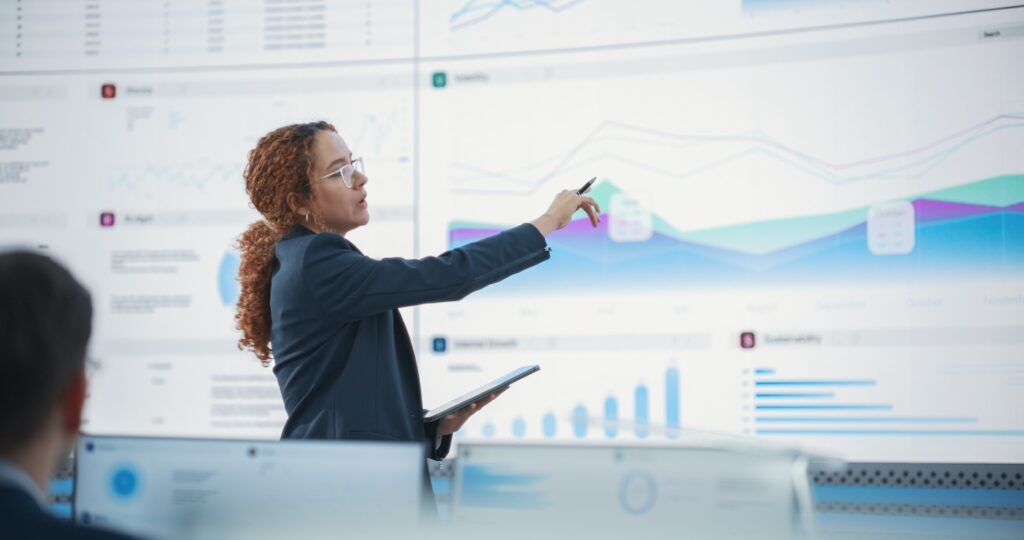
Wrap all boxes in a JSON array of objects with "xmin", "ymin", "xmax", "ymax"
[
  {"xmin": 0, "ymin": 485, "xmax": 135, "ymax": 540},
  {"xmin": 270, "ymin": 223, "xmax": 550, "ymax": 459}
]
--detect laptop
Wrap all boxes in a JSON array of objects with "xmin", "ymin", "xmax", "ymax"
[
  {"xmin": 451, "ymin": 442, "xmax": 803, "ymax": 539},
  {"xmin": 74, "ymin": 434, "xmax": 425, "ymax": 539}
]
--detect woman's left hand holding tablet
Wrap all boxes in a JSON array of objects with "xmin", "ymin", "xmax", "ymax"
[{"xmin": 436, "ymin": 390, "xmax": 505, "ymax": 437}]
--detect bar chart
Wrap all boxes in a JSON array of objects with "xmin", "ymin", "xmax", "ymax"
[
  {"xmin": 482, "ymin": 367, "xmax": 682, "ymax": 441},
  {"xmin": 750, "ymin": 368, "xmax": 1024, "ymax": 437}
]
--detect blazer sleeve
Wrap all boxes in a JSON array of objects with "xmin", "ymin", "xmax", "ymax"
[{"xmin": 302, "ymin": 223, "xmax": 550, "ymax": 322}]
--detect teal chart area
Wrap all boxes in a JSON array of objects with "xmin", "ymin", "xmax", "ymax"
[{"xmin": 450, "ymin": 174, "xmax": 1024, "ymax": 293}]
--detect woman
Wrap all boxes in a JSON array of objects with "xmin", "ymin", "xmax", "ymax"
[{"xmin": 235, "ymin": 120, "xmax": 599, "ymax": 465}]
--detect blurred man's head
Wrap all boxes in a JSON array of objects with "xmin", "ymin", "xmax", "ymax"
[{"xmin": 0, "ymin": 251, "xmax": 92, "ymax": 487}]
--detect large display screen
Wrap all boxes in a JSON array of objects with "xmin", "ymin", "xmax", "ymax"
[{"xmin": 1, "ymin": 1, "xmax": 1021, "ymax": 462}]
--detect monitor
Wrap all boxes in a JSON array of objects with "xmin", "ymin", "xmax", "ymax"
[{"xmin": 74, "ymin": 435, "xmax": 425, "ymax": 539}]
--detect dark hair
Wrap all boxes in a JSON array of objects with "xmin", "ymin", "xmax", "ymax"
[
  {"xmin": 236, "ymin": 120, "xmax": 336, "ymax": 366},
  {"xmin": 0, "ymin": 251, "xmax": 92, "ymax": 454}
]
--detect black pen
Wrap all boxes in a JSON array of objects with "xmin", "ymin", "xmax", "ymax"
[{"xmin": 576, "ymin": 176, "xmax": 597, "ymax": 195}]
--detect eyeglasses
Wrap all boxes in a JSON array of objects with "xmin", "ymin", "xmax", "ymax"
[{"xmin": 314, "ymin": 157, "xmax": 364, "ymax": 189}]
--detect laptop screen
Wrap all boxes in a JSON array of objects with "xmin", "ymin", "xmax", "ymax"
[
  {"xmin": 74, "ymin": 435, "xmax": 424, "ymax": 539},
  {"xmin": 452, "ymin": 442, "xmax": 799, "ymax": 538}
]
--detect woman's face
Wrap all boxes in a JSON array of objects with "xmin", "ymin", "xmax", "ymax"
[{"xmin": 309, "ymin": 130, "xmax": 369, "ymax": 234}]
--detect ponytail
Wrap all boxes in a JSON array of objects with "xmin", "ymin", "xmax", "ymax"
[{"xmin": 235, "ymin": 220, "xmax": 282, "ymax": 366}]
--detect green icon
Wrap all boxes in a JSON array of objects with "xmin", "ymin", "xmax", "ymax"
[{"xmin": 432, "ymin": 71, "xmax": 448, "ymax": 88}]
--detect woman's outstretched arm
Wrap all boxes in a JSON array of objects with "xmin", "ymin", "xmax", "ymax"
[{"xmin": 302, "ymin": 190, "xmax": 600, "ymax": 322}]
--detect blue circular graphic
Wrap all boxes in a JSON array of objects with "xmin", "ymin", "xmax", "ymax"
[
  {"xmin": 110, "ymin": 466, "xmax": 139, "ymax": 499},
  {"xmin": 618, "ymin": 471, "xmax": 657, "ymax": 515},
  {"xmin": 218, "ymin": 251, "xmax": 240, "ymax": 306},
  {"xmin": 482, "ymin": 422, "xmax": 496, "ymax": 438}
]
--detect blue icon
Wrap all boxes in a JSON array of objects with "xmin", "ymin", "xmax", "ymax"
[
  {"xmin": 432, "ymin": 336, "xmax": 448, "ymax": 353},
  {"xmin": 110, "ymin": 467, "xmax": 139, "ymax": 499}
]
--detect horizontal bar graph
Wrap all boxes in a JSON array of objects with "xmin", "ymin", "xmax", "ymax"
[{"xmin": 752, "ymin": 368, "xmax": 1011, "ymax": 438}]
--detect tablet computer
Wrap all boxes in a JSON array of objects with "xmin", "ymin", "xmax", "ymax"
[{"xmin": 424, "ymin": 365, "xmax": 540, "ymax": 423}]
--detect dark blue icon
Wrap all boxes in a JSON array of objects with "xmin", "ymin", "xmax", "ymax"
[
  {"xmin": 432, "ymin": 336, "xmax": 448, "ymax": 354},
  {"xmin": 111, "ymin": 467, "xmax": 139, "ymax": 499},
  {"xmin": 85, "ymin": 441, "xmax": 95, "ymax": 452}
]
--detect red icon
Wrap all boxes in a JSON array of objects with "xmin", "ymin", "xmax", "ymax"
[
  {"xmin": 101, "ymin": 83, "xmax": 116, "ymax": 99},
  {"xmin": 740, "ymin": 331, "xmax": 756, "ymax": 349},
  {"xmin": 99, "ymin": 212, "xmax": 115, "ymax": 227}
]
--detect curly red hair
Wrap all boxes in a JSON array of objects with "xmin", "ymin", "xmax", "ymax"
[{"xmin": 235, "ymin": 121, "xmax": 336, "ymax": 366}]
